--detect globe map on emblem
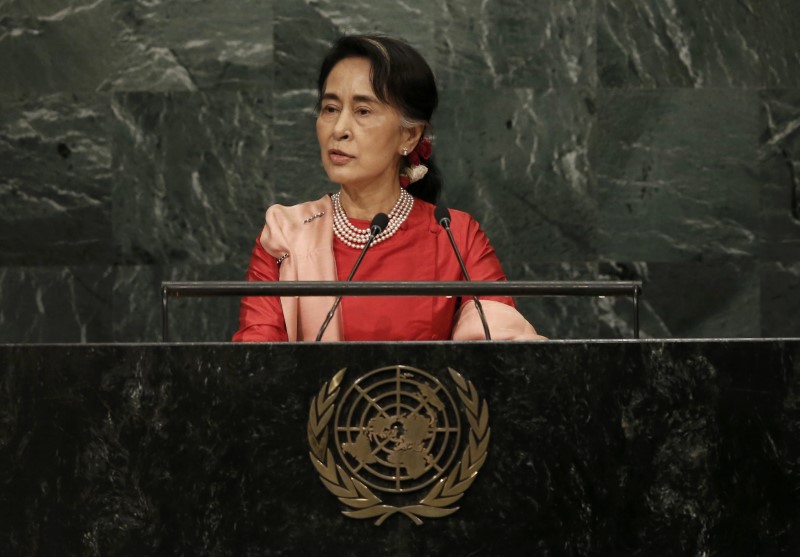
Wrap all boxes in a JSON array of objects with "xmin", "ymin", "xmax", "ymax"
[{"xmin": 334, "ymin": 366, "xmax": 461, "ymax": 493}]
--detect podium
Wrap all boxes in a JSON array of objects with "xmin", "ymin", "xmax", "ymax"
[{"xmin": 1, "ymin": 340, "xmax": 798, "ymax": 555}]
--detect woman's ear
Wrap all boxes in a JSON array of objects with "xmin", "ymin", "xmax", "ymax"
[{"xmin": 402, "ymin": 124, "xmax": 425, "ymax": 152}]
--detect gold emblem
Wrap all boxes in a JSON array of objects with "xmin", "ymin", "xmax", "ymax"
[{"xmin": 307, "ymin": 365, "xmax": 490, "ymax": 525}]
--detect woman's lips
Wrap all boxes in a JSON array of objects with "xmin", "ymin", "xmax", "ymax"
[{"xmin": 328, "ymin": 149, "xmax": 354, "ymax": 165}]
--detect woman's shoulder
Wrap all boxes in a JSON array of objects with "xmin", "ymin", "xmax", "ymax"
[
  {"xmin": 265, "ymin": 194, "xmax": 332, "ymax": 228},
  {"xmin": 413, "ymin": 198, "xmax": 479, "ymax": 231},
  {"xmin": 260, "ymin": 194, "xmax": 333, "ymax": 255}
]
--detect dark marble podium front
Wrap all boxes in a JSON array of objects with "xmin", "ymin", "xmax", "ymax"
[{"xmin": 1, "ymin": 341, "xmax": 798, "ymax": 556}]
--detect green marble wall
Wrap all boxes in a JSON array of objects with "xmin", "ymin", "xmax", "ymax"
[{"xmin": 1, "ymin": 0, "xmax": 798, "ymax": 342}]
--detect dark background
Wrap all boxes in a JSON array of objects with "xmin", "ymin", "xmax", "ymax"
[{"xmin": 1, "ymin": 0, "xmax": 799, "ymax": 342}]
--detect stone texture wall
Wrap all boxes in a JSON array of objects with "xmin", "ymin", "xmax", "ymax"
[{"xmin": 1, "ymin": 0, "xmax": 798, "ymax": 342}]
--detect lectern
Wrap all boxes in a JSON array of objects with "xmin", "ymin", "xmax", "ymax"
[{"xmin": 1, "ymin": 340, "xmax": 797, "ymax": 555}]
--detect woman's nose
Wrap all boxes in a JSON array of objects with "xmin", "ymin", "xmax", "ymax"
[{"xmin": 333, "ymin": 112, "xmax": 352, "ymax": 140}]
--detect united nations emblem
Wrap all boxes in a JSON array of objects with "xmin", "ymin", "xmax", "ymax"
[{"xmin": 307, "ymin": 365, "xmax": 490, "ymax": 525}]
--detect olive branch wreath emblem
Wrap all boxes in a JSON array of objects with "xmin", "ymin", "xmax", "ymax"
[{"xmin": 307, "ymin": 367, "xmax": 490, "ymax": 525}]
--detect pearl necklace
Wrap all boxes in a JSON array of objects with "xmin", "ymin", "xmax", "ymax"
[{"xmin": 332, "ymin": 190, "xmax": 414, "ymax": 249}]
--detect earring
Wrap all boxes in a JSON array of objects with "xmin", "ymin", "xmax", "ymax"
[{"xmin": 403, "ymin": 147, "xmax": 409, "ymax": 156}]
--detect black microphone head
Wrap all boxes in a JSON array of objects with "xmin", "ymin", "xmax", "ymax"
[
  {"xmin": 434, "ymin": 205, "xmax": 452, "ymax": 227},
  {"xmin": 370, "ymin": 212, "xmax": 390, "ymax": 235}
]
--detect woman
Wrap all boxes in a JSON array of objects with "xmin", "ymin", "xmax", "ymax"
[{"xmin": 233, "ymin": 35, "xmax": 543, "ymax": 342}]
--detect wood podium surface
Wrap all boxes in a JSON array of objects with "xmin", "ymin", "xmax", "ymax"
[{"xmin": 1, "ymin": 340, "xmax": 798, "ymax": 556}]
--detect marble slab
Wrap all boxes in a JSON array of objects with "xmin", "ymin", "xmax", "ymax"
[
  {"xmin": 759, "ymin": 90, "xmax": 800, "ymax": 262},
  {"xmin": 436, "ymin": 86, "xmax": 597, "ymax": 264},
  {"xmin": 0, "ymin": 265, "xmax": 112, "ymax": 343},
  {"xmin": 595, "ymin": 88, "xmax": 760, "ymax": 262},
  {"xmin": 598, "ymin": 0, "xmax": 800, "ymax": 87},
  {"xmin": 504, "ymin": 261, "xmax": 606, "ymax": 340},
  {"xmin": 112, "ymin": 263, "xmax": 241, "ymax": 343},
  {"xmin": 110, "ymin": 90, "xmax": 271, "ymax": 267},
  {"xmin": 0, "ymin": 0, "xmax": 123, "ymax": 96},
  {"xmin": 0, "ymin": 341, "xmax": 798, "ymax": 555},
  {"xmin": 103, "ymin": 0, "xmax": 273, "ymax": 92},
  {"xmin": 760, "ymin": 262, "xmax": 800, "ymax": 338},
  {"xmin": 614, "ymin": 260, "xmax": 760, "ymax": 338},
  {"xmin": 433, "ymin": 0, "xmax": 597, "ymax": 89},
  {"xmin": 270, "ymin": 89, "xmax": 332, "ymax": 206},
  {"xmin": 0, "ymin": 93, "xmax": 112, "ymax": 265}
]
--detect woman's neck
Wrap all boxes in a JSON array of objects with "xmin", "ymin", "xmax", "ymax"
[{"xmin": 338, "ymin": 183, "xmax": 401, "ymax": 220}]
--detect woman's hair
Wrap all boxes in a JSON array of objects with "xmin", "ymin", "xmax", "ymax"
[{"xmin": 317, "ymin": 35, "xmax": 442, "ymax": 204}]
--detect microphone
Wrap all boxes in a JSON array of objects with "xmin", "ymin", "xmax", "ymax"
[
  {"xmin": 434, "ymin": 206, "xmax": 491, "ymax": 340},
  {"xmin": 315, "ymin": 212, "xmax": 390, "ymax": 341}
]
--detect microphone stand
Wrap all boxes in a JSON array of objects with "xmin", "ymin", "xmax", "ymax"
[
  {"xmin": 435, "ymin": 206, "xmax": 492, "ymax": 340},
  {"xmin": 315, "ymin": 213, "xmax": 389, "ymax": 341}
]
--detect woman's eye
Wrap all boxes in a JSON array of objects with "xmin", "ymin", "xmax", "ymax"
[
  {"xmin": 322, "ymin": 105, "xmax": 339, "ymax": 113},
  {"xmin": 356, "ymin": 108, "xmax": 370, "ymax": 116}
]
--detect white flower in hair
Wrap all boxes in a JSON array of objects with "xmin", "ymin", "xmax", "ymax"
[
  {"xmin": 403, "ymin": 164, "xmax": 428, "ymax": 184},
  {"xmin": 399, "ymin": 136, "xmax": 433, "ymax": 188}
]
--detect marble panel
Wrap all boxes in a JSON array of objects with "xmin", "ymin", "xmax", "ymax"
[
  {"xmin": 274, "ymin": 0, "xmax": 436, "ymax": 94},
  {"xmin": 102, "ymin": 0, "xmax": 272, "ymax": 92},
  {"xmin": 112, "ymin": 264, "xmax": 241, "ymax": 343},
  {"xmin": 598, "ymin": 0, "xmax": 800, "ymax": 88},
  {"xmin": 599, "ymin": 260, "xmax": 760, "ymax": 338},
  {"xmin": 436, "ymin": 86, "xmax": 596, "ymax": 264},
  {"xmin": 273, "ymin": 0, "xmax": 339, "ymax": 93},
  {"xmin": 760, "ymin": 262, "xmax": 800, "ymax": 338},
  {"xmin": 304, "ymin": 0, "xmax": 436, "ymax": 53},
  {"xmin": 433, "ymin": 0, "xmax": 596, "ymax": 89},
  {"xmin": 504, "ymin": 261, "xmax": 606, "ymax": 340},
  {"xmin": 270, "ymin": 89, "xmax": 332, "ymax": 206},
  {"xmin": 597, "ymin": 260, "xmax": 665, "ymax": 339},
  {"xmin": 0, "ymin": 93, "xmax": 112, "ymax": 265},
  {"xmin": 0, "ymin": 342, "xmax": 797, "ymax": 554},
  {"xmin": 0, "ymin": 265, "xmax": 112, "ymax": 343},
  {"xmin": 759, "ymin": 90, "xmax": 800, "ymax": 262},
  {"xmin": 596, "ymin": 88, "xmax": 760, "ymax": 263},
  {"xmin": 0, "ymin": 0, "xmax": 122, "ymax": 95},
  {"xmin": 110, "ymin": 90, "xmax": 270, "ymax": 267}
]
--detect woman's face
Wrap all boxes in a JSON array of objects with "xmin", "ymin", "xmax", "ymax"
[{"xmin": 316, "ymin": 57, "xmax": 411, "ymax": 191}]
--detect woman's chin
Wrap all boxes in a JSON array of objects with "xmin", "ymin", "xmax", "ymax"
[
  {"xmin": 325, "ymin": 173, "xmax": 363, "ymax": 190},
  {"xmin": 323, "ymin": 166, "xmax": 352, "ymax": 184}
]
